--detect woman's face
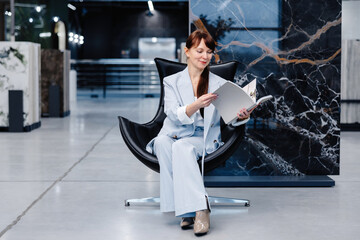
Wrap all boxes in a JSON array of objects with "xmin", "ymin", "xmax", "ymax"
[{"xmin": 185, "ymin": 38, "xmax": 213, "ymax": 71}]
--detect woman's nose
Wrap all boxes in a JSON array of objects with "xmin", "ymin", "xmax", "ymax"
[{"xmin": 202, "ymin": 52, "xmax": 210, "ymax": 58}]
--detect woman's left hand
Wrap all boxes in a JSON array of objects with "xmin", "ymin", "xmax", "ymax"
[{"xmin": 237, "ymin": 108, "xmax": 251, "ymax": 120}]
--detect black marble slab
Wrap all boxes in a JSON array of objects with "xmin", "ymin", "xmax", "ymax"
[
  {"xmin": 204, "ymin": 176, "xmax": 335, "ymax": 187},
  {"xmin": 190, "ymin": 0, "xmax": 341, "ymax": 176}
]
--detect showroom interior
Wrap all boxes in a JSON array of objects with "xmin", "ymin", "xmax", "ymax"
[{"xmin": 0, "ymin": 0, "xmax": 359, "ymax": 239}]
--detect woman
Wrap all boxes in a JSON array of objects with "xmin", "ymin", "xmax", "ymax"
[{"xmin": 146, "ymin": 30, "xmax": 251, "ymax": 236}]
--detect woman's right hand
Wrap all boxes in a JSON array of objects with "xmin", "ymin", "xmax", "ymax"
[
  {"xmin": 186, "ymin": 93, "xmax": 217, "ymax": 118},
  {"xmin": 195, "ymin": 93, "xmax": 218, "ymax": 109}
]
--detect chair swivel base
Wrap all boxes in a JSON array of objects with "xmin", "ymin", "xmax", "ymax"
[{"xmin": 124, "ymin": 196, "xmax": 250, "ymax": 207}]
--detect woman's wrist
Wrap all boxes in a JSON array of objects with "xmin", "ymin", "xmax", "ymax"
[
  {"xmin": 186, "ymin": 102, "xmax": 198, "ymax": 117},
  {"xmin": 237, "ymin": 116, "xmax": 249, "ymax": 121}
]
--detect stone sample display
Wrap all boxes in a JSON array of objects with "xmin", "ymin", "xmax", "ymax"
[
  {"xmin": 190, "ymin": 0, "xmax": 341, "ymax": 175},
  {"xmin": 41, "ymin": 49, "xmax": 70, "ymax": 117},
  {"xmin": 341, "ymin": 40, "xmax": 360, "ymax": 124},
  {"xmin": 0, "ymin": 41, "xmax": 41, "ymax": 131}
]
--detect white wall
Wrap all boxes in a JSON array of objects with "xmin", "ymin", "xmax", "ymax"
[
  {"xmin": 341, "ymin": 1, "xmax": 360, "ymax": 124},
  {"xmin": 342, "ymin": 1, "xmax": 360, "ymax": 40}
]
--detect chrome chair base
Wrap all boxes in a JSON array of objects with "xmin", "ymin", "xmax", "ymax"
[
  {"xmin": 124, "ymin": 197, "xmax": 160, "ymax": 206},
  {"xmin": 125, "ymin": 196, "xmax": 250, "ymax": 207},
  {"xmin": 208, "ymin": 196, "xmax": 250, "ymax": 207}
]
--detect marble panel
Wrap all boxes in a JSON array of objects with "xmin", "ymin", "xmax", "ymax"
[
  {"xmin": 341, "ymin": 40, "xmax": 360, "ymax": 124},
  {"xmin": 190, "ymin": 0, "xmax": 341, "ymax": 175},
  {"xmin": 0, "ymin": 41, "xmax": 41, "ymax": 130},
  {"xmin": 41, "ymin": 49, "xmax": 70, "ymax": 116}
]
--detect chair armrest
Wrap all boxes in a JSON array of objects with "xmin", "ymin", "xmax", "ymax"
[{"xmin": 118, "ymin": 116, "xmax": 160, "ymax": 172}]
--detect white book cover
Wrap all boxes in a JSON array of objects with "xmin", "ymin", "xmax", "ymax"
[{"xmin": 212, "ymin": 79, "xmax": 272, "ymax": 124}]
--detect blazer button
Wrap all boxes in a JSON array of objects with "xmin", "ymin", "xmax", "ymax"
[
  {"xmin": 173, "ymin": 135, "xmax": 177, "ymax": 139},
  {"xmin": 211, "ymin": 123, "xmax": 214, "ymax": 127}
]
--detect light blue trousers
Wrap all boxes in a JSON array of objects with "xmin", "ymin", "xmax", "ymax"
[{"xmin": 153, "ymin": 127, "xmax": 209, "ymax": 217}]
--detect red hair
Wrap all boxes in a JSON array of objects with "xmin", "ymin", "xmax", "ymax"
[
  {"xmin": 186, "ymin": 30, "xmax": 216, "ymax": 52},
  {"xmin": 186, "ymin": 30, "xmax": 215, "ymax": 118}
]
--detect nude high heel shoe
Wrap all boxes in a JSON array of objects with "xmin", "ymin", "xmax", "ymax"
[
  {"xmin": 193, "ymin": 209, "xmax": 210, "ymax": 236},
  {"xmin": 180, "ymin": 217, "xmax": 194, "ymax": 229}
]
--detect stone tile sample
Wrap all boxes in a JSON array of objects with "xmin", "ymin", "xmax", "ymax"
[
  {"xmin": 341, "ymin": 40, "xmax": 360, "ymax": 124},
  {"xmin": 190, "ymin": 0, "xmax": 341, "ymax": 175},
  {"xmin": 41, "ymin": 49, "xmax": 70, "ymax": 117},
  {"xmin": 0, "ymin": 41, "xmax": 41, "ymax": 131}
]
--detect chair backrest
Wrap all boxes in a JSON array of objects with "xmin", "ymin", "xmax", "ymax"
[
  {"xmin": 151, "ymin": 58, "xmax": 239, "ymax": 126},
  {"xmin": 152, "ymin": 58, "xmax": 187, "ymax": 124}
]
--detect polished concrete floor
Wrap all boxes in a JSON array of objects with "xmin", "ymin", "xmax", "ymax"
[{"xmin": 0, "ymin": 96, "xmax": 359, "ymax": 240}]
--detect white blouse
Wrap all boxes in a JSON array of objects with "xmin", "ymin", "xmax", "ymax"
[
  {"xmin": 176, "ymin": 97, "xmax": 204, "ymax": 127},
  {"xmin": 193, "ymin": 97, "xmax": 204, "ymax": 127}
]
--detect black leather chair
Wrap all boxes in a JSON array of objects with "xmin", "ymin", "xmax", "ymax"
[{"xmin": 119, "ymin": 58, "xmax": 250, "ymax": 207}]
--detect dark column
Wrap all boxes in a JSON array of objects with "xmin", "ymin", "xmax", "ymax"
[
  {"xmin": 8, "ymin": 90, "xmax": 23, "ymax": 132},
  {"xmin": 49, "ymin": 85, "xmax": 60, "ymax": 117},
  {"xmin": 0, "ymin": 3, "xmax": 5, "ymax": 41}
]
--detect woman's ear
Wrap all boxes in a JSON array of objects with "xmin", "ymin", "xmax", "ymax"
[{"xmin": 184, "ymin": 47, "xmax": 189, "ymax": 58}]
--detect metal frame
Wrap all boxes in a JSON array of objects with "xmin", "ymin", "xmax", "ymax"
[{"xmin": 125, "ymin": 196, "xmax": 250, "ymax": 207}]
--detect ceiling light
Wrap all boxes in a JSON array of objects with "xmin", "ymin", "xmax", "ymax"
[
  {"xmin": 35, "ymin": 6, "xmax": 41, "ymax": 12},
  {"xmin": 53, "ymin": 16, "xmax": 59, "ymax": 22},
  {"xmin": 151, "ymin": 37, "xmax": 157, "ymax": 43},
  {"xmin": 29, "ymin": 18, "xmax": 33, "ymax": 23},
  {"xmin": 67, "ymin": 4, "xmax": 76, "ymax": 11},
  {"xmin": 148, "ymin": 1, "xmax": 154, "ymax": 12},
  {"xmin": 39, "ymin": 32, "xmax": 51, "ymax": 38}
]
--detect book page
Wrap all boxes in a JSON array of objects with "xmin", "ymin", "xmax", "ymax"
[
  {"xmin": 241, "ymin": 79, "xmax": 257, "ymax": 102},
  {"xmin": 212, "ymin": 81, "xmax": 256, "ymax": 124}
]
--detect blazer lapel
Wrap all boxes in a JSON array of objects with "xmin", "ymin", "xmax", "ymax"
[
  {"xmin": 204, "ymin": 101, "xmax": 214, "ymax": 141},
  {"xmin": 177, "ymin": 67, "xmax": 195, "ymax": 107},
  {"xmin": 204, "ymin": 73, "xmax": 222, "ymax": 141}
]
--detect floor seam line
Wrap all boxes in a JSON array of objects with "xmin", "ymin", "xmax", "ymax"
[{"xmin": 0, "ymin": 124, "xmax": 116, "ymax": 238}]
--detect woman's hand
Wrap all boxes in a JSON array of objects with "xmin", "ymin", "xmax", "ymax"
[
  {"xmin": 237, "ymin": 108, "xmax": 252, "ymax": 120},
  {"xmin": 186, "ymin": 93, "xmax": 217, "ymax": 118},
  {"xmin": 195, "ymin": 93, "xmax": 218, "ymax": 108}
]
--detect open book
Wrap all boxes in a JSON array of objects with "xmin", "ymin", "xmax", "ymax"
[{"xmin": 212, "ymin": 79, "xmax": 273, "ymax": 124}]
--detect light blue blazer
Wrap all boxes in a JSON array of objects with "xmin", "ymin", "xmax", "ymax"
[{"xmin": 146, "ymin": 67, "xmax": 249, "ymax": 156}]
